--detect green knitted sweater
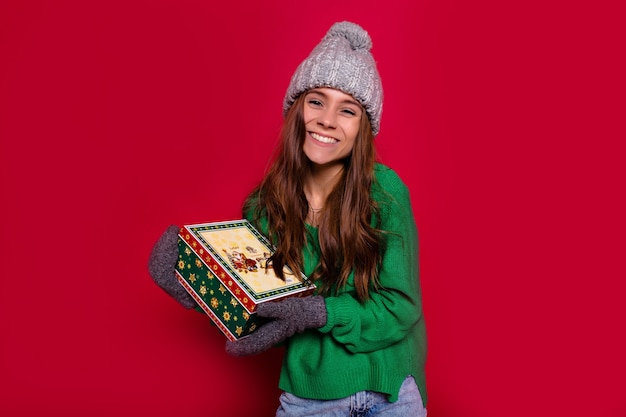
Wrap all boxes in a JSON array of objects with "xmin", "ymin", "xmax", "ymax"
[{"xmin": 247, "ymin": 164, "xmax": 427, "ymax": 405}]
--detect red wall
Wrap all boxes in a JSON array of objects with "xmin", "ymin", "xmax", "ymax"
[{"xmin": 1, "ymin": 1, "xmax": 624, "ymax": 416}]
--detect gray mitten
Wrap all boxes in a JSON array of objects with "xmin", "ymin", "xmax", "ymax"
[
  {"xmin": 148, "ymin": 225, "xmax": 196, "ymax": 309},
  {"xmin": 225, "ymin": 295, "xmax": 327, "ymax": 356}
]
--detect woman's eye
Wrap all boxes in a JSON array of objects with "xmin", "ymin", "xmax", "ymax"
[
  {"xmin": 342, "ymin": 108, "xmax": 357, "ymax": 116},
  {"xmin": 308, "ymin": 99, "xmax": 322, "ymax": 106}
]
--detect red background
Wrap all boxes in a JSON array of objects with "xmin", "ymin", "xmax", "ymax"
[{"xmin": 1, "ymin": 1, "xmax": 625, "ymax": 416}]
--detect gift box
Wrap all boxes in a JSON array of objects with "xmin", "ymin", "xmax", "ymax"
[{"xmin": 175, "ymin": 220, "xmax": 316, "ymax": 341}]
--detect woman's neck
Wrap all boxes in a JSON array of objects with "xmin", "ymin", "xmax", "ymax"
[{"xmin": 304, "ymin": 163, "xmax": 344, "ymax": 211}]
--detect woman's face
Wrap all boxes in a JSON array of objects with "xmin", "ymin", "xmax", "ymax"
[{"xmin": 302, "ymin": 87, "xmax": 363, "ymax": 169}]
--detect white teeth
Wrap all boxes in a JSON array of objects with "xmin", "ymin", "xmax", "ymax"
[{"xmin": 310, "ymin": 132, "xmax": 338, "ymax": 144}]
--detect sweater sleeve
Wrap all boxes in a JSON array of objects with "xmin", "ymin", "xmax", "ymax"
[{"xmin": 318, "ymin": 169, "xmax": 423, "ymax": 353}]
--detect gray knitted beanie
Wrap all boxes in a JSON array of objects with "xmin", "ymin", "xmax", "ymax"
[{"xmin": 283, "ymin": 21, "xmax": 384, "ymax": 136}]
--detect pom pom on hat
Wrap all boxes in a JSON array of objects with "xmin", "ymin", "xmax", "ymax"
[
  {"xmin": 325, "ymin": 21, "xmax": 373, "ymax": 51},
  {"xmin": 283, "ymin": 21, "xmax": 384, "ymax": 136}
]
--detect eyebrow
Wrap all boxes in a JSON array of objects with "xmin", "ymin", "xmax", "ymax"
[{"xmin": 307, "ymin": 89, "xmax": 361, "ymax": 107}]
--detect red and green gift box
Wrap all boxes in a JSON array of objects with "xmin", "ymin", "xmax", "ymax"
[{"xmin": 175, "ymin": 220, "xmax": 316, "ymax": 341}]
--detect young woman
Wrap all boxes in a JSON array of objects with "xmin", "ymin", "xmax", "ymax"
[{"xmin": 149, "ymin": 21, "xmax": 427, "ymax": 416}]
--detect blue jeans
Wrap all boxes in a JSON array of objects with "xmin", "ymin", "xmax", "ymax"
[{"xmin": 275, "ymin": 376, "xmax": 427, "ymax": 417}]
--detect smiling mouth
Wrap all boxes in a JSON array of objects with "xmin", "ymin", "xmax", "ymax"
[{"xmin": 310, "ymin": 132, "xmax": 338, "ymax": 144}]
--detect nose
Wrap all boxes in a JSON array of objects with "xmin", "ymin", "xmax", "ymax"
[{"xmin": 317, "ymin": 108, "xmax": 337, "ymax": 129}]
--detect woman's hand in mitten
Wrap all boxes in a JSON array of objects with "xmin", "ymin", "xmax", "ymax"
[
  {"xmin": 225, "ymin": 295, "xmax": 327, "ymax": 356},
  {"xmin": 148, "ymin": 225, "xmax": 196, "ymax": 309}
]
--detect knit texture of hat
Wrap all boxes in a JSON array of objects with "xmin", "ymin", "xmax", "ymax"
[{"xmin": 283, "ymin": 21, "xmax": 384, "ymax": 136}]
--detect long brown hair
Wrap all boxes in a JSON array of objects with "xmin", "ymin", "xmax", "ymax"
[{"xmin": 244, "ymin": 93, "xmax": 382, "ymax": 301}]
